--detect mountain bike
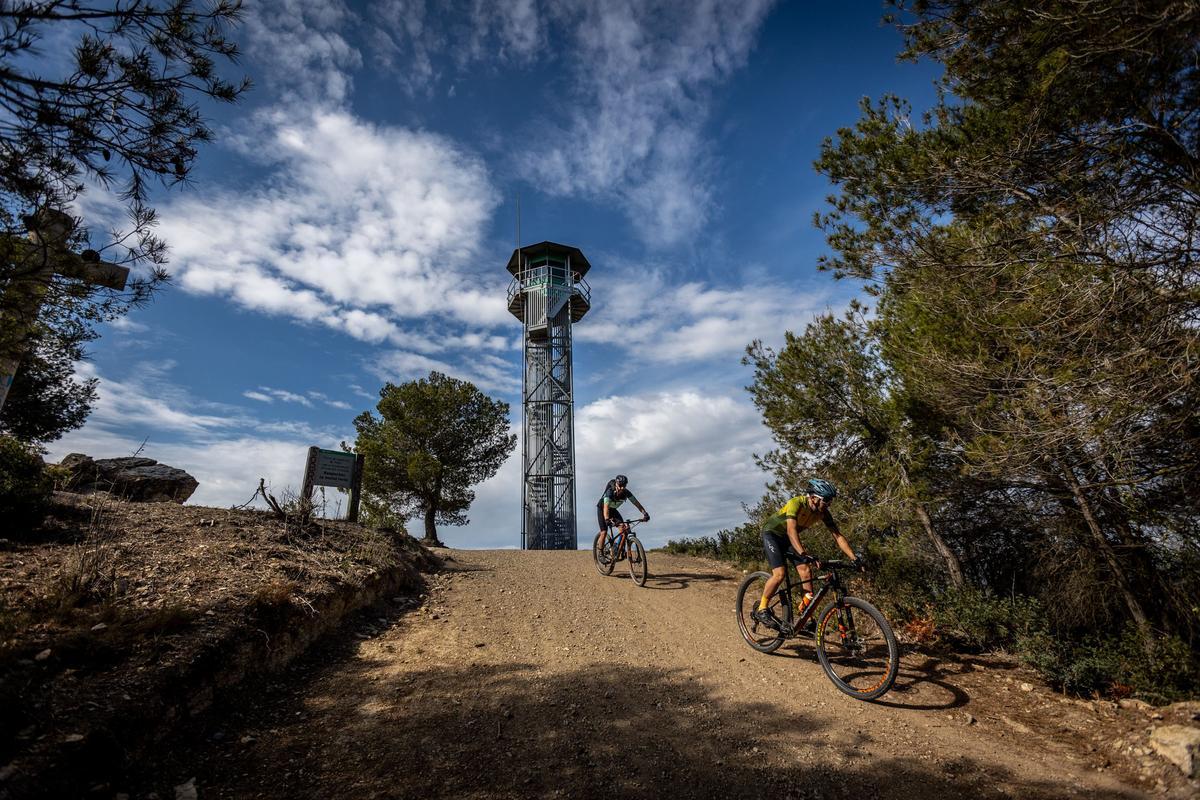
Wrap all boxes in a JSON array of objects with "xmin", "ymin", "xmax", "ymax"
[
  {"xmin": 735, "ymin": 553, "xmax": 899, "ymax": 701},
  {"xmin": 592, "ymin": 519, "xmax": 648, "ymax": 586}
]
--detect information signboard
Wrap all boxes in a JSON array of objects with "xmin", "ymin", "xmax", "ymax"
[
  {"xmin": 313, "ymin": 449, "xmax": 356, "ymax": 489},
  {"xmin": 301, "ymin": 446, "xmax": 365, "ymax": 522}
]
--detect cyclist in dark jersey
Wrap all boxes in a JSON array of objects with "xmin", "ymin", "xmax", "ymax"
[
  {"xmin": 752, "ymin": 478, "xmax": 861, "ymax": 630},
  {"xmin": 597, "ymin": 475, "xmax": 649, "ymax": 558}
]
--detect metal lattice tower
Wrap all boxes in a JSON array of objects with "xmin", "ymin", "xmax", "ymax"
[{"xmin": 506, "ymin": 242, "xmax": 592, "ymax": 550}]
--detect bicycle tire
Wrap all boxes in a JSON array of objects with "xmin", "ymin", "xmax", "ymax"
[
  {"xmin": 735, "ymin": 571, "xmax": 790, "ymax": 653},
  {"xmin": 592, "ymin": 531, "xmax": 615, "ymax": 576},
  {"xmin": 628, "ymin": 537, "xmax": 647, "ymax": 586},
  {"xmin": 815, "ymin": 596, "xmax": 899, "ymax": 701}
]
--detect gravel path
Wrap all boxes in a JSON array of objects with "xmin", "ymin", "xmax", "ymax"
[{"xmin": 143, "ymin": 549, "xmax": 1158, "ymax": 799}]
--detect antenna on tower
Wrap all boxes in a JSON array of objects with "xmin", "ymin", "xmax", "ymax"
[{"xmin": 515, "ymin": 193, "xmax": 522, "ymax": 267}]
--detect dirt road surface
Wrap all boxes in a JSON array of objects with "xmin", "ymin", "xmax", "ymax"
[{"xmin": 138, "ymin": 550, "xmax": 1171, "ymax": 799}]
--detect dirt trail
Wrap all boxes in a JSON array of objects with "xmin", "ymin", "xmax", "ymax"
[{"xmin": 139, "ymin": 550, "xmax": 1169, "ymax": 799}]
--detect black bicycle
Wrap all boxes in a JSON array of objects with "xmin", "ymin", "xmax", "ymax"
[
  {"xmin": 592, "ymin": 519, "xmax": 648, "ymax": 586},
  {"xmin": 735, "ymin": 553, "xmax": 899, "ymax": 701}
]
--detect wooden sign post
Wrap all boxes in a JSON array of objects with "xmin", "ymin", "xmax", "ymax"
[{"xmin": 301, "ymin": 447, "xmax": 365, "ymax": 522}]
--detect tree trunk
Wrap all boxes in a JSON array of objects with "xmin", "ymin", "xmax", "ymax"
[
  {"xmin": 423, "ymin": 475, "xmax": 445, "ymax": 546},
  {"xmin": 912, "ymin": 501, "xmax": 966, "ymax": 589},
  {"xmin": 897, "ymin": 464, "xmax": 965, "ymax": 588},
  {"xmin": 422, "ymin": 506, "xmax": 441, "ymax": 545},
  {"xmin": 1059, "ymin": 463, "xmax": 1154, "ymax": 647}
]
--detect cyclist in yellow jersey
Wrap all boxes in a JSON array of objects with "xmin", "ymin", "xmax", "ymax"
[{"xmin": 751, "ymin": 478, "xmax": 861, "ymax": 630}]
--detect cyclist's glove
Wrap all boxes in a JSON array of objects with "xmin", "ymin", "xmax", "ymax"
[
  {"xmin": 852, "ymin": 554, "xmax": 866, "ymax": 572},
  {"xmin": 641, "ymin": 513, "xmax": 650, "ymax": 522}
]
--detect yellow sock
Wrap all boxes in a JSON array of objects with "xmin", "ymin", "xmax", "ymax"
[{"xmin": 758, "ymin": 596, "xmax": 769, "ymax": 611}]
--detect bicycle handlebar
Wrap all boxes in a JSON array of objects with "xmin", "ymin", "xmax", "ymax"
[{"xmin": 785, "ymin": 553, "xmax": 858, "ymax": 570}]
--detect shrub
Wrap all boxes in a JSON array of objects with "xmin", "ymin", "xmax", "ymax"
[
  {"xmin": 1021, "ymin": 627, "xmax": 1200, "ymax": 702},
  {"xmin": 0, "ymin": 435, "xmax": 52, "ymax": 533}
]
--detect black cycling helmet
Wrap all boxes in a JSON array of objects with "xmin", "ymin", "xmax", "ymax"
[
  {"xmin": 614, "ymin": 474, "xmax": 628, "ymax": 487},
  {"xmin": 806, "ymin": 478, "xmax": 837, "ymax": 501}
]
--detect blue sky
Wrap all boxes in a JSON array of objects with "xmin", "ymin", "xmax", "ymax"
[{"xmin": 49, "ymin": 0, "xmax": 941, "ymax": 548}]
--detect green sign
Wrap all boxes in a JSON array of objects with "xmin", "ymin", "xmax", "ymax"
[{"xmin": 313, "ymin": 448, "xmax": 356, "ymax": 489}]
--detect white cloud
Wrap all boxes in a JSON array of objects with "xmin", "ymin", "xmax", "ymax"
[
  {"xmin": 243, "ymin": 0, "xmax": 362, "ymax": 103},
  {"xmin": 160, "ymin": 108, "xmax": 503, "ymax": 343},
  {"xmin": 368, "ymin": 349, "xmax": 520, "ymax": 395},
  {"xmin": 577, "ymin": 266, "xmax": 830, "ymax": 364},
  {"xmin": 363, "ymin": 0, "xmax": 775, "ymax": 247},
  {"xmin": 244, "ymin": 391, "xmax": 274, "ymax": 403},
  {"xmin": 520, "ymin": 0, "xmax": 776, "ymax": 247}
]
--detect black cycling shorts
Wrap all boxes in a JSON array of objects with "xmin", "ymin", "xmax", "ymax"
[
  {"xmin": 597, "ymin": 504, "xmax": 624, "ymax": 531},
  {"xmin": 762, "ymin": 530, "xmax": 801, "ymax": 570}
]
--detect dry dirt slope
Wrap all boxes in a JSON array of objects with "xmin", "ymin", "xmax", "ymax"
[{"xmin": 136, "ymin": 549, "xmax": 1192, "ymax": 799}]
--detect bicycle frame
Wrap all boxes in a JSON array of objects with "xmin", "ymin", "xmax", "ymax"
[
  {"xmin": 602, "ymin": 518, "xmax": 642, "ymax": 555},
  {"xmin": 774, "ymin": 553, "xmax": 852, "ymax": 638}
]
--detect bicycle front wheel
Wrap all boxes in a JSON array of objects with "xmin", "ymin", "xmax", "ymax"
[
  {"xmin": 816, "ymin": 596, "xmax": 899, "ymax": 701},
  {"xmin": 628, "ymin": 537, "xmax": 647, "ymax": 586},
  {"xmin": 735, "ymin": 571, "xmax": 790, "ymax": 653},
  {"xmin": 592, "ymin": 531, "xmax": 615, "ymax": 576}
]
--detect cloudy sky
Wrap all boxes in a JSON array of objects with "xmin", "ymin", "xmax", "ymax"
[{"xmin": 49, "ymin": 1, "xmax": 940, "ymax": 548}]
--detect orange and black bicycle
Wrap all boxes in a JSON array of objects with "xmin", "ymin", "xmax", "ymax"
[{"xmin": 735, "ymin": 553, "xmax": 899, "ymax": 701}]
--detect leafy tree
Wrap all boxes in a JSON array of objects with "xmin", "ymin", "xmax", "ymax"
[
  {"xmin": 812, "ymin": 0, "xmax": 1200, "ymax": 644},
  {"xmin": 0, "ymin": 327, "xmax": 97, "ymax": 445},
  {"xmin": 746, "ymin": 307, "xmax": 966, "ymax": 587},
  {"xmin": 352, "ymin": 373, "xmax": 516, "ymax": 545},
  {"xmin": 0, "ymin": 1, "xmax": 249, "ymax": 392}
]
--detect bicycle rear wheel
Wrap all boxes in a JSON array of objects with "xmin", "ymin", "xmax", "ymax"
[
  {"xmin": 815, "ymin": 596, "xmax": 899, "ymax": 701},
  {"xmin": 628, "ymin": 537, "xmax": 647, "ymax": 586},
  {"xmin": 592, "ymin": 531, "xmax": 615, "ymax": 576},
  {"xmin": 735, "ymin": 571, "xmax": 790, "ymax": 653}
]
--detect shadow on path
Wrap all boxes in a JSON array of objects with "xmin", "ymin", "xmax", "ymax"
[
  {"xmin": 641, "ymin": 571, "xmax": 731, "ymax": 590},
  {"xmin": 128, "ymin": 607, "xmax": 1138, "ymax": 800}
]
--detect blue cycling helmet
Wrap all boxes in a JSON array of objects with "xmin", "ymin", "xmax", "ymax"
[{"xmin": 806, "ymin": 478, "xmax": 837, "ymax": 501}]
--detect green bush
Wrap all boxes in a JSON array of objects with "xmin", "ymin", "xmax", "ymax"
[
  {"xmin": 663, "ymin": 521, "xmax": 763, "ymax": 566},
  {"xmin": 1021, "ymin": 627, "xmax": 1200, "ymax": 702},
  {"xmin": 934, "ymin": 589, "xmax": 1045, "ymax": 652},
  {"xmin": 0, "ymin": 435, "xmax": 52, "ymax": 533}
]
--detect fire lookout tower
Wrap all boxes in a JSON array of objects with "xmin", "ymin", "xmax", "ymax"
[{"xmin": 506, "ymin": 241, "xmax": 591, "ymax": 550}]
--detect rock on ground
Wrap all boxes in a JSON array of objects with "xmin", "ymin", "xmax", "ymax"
[
  {"xmin": 58, "ymin": 453, "xmax": 199, "ymax": 503},
  {"xmin": 1150, "ymin": 725, "xmax": 1200, "ymax": 778}
]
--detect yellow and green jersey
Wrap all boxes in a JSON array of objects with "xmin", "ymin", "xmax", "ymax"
[{"xmin": 762, "ymin": 496, "xmax": 825, "ymax": 535}]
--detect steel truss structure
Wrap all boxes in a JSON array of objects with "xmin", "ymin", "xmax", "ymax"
[{"xmin": 506, "ymin": 242, "xmax": 591, "ymax": 549}]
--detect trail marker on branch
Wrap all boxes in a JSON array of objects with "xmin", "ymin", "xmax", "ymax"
[{"xmin": 301, "ymin": 447, "xmax": 365, "ymax": 522}]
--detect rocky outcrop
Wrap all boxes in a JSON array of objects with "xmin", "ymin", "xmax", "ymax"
[{"xmin": 58, "ymin": 453, "xmax": 199, "ymax": 503}]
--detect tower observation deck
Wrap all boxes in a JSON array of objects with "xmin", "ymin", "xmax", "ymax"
[{"xmin": 506, "ymin": 241, "xmax": 592, "ymax": 550}]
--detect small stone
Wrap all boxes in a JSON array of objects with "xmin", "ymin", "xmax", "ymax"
[
  {"xmin": 964, "ymin": 714, "xmax": 977, "ymax": 725},
  {"xmin": 240, "ymin": 735, "xmax": 256, "ymax": 744},
  {"xmin": 174, "ymin": 777, "xmax": 198, "ymax": 800},
  {"xmin": 34, "ymin": 649, "xmax": 51, "ymax": 661},
  {"xmin": 90, "ymin": 623, "xmax": 107, "ymax": 632},
  {"xmin": 1020, "ymin": 682, "xmax": 1034, "ymax": 692},
  {"xmin": 1119, "ymin": 698, "xmax": 1153, "ymax": 712},
  {"xmin": 63, "ymin": 733, "xmax": 85, "ymax": 743},
  {"xmin": 474, "ymin": 642, "xmax": 485, "ymax": 648}
]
